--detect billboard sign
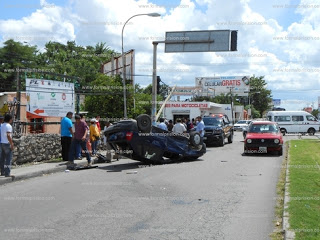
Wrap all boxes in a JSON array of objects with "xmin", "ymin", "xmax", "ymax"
[
  {"xmin": 26, "ymin": 78, "xmax": 75, "ymax": 117},
  {"xmin": 195, "ymin": 76, "xmax": 250, "ymax": 96},
  {"xmin": 165, "ymin": 30, "xmax": 237, "ymax": 53},
  {"xmin": 102, "ymin": 49, "xmax": 135, "ymax": 84}
]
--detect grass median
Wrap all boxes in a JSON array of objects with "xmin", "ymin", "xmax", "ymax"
[{"xmin": 288, "ymin": 139, "xmax": 320, "ymax": 240}]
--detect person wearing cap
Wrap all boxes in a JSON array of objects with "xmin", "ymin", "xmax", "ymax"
[
  {"xmin": 69, "ymin": 114, "xmax": 91, "ymax": 166},
  {"xmin": 95, "ymin": 116, "xmax": 101, "ymax": 147},
  {"xmin": 89, "ymin": 118, "xmax": 100, "ymax": 156},
  {"xmin": 95, "ymin": 115, "xmax": 101, "ymax": 132}
]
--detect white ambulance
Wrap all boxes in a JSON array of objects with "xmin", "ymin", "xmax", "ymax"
[{"xmin": 266, "ymin": 111, "xmax": 320, "ymax": 135}]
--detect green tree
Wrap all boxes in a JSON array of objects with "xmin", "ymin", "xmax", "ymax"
[
  {"xmin": 311, "ymin": 109, "xmax": 319, "ymax": 118},
  {"xmin": 0, "ymin": 40, "xmax": 39, "ymax": 91},
  {"xmin": 84, "ymin": 74, "xmax": 125, "ymax": 118},
  {"xmin": 249, "ymin": 76, "xmax": 272, "ymax": 117},
  {"xmin": 38, "ymin": 41, "xmax": 116, "ymax": 86}
]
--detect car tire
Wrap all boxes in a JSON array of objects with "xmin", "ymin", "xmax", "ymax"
[
  {"xmin": 308, "ymin": 128, "xmax": 315, "ymax": 136},
  {"xmin": 243, "ymin": 147, "xmax": 248, "ymax": 155},
  {"xmin": 219, "ymin": 135, "xmax": 225, "ymax": 146},
  {"xmin": 228, "ymin": 132, "xmax": 233, "ymax": 143},
  {"xmin": 189, "ymin": 131, "xmax": 201, "ymax": 147},
  {"xmin": 136, "ymin": 114, "xmax": 151, "ymax": 133},
  {"xmin": 278, "ymin": 148, "xmax": 283, "ymax": 156}
]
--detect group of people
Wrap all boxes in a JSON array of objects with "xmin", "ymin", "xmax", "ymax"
[
  {"xmin": 157, "ymin": 116, "xmax": 205, "ymax": 137},
  {"xmin": 60, "ymin": 112, "xmax": 102, "ymax": 166},
  {"xmin": 0, "ymin": 113, "xmax": 14, "ymax": 179}
]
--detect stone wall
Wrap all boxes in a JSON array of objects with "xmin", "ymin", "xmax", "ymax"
[{"xmin": 12, "ymin": 134, "xmax": 61, "ymax": 165}]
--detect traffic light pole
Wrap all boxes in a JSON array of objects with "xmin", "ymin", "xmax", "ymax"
[{"xmin": 152, "ymin": 42, "xmax": 158, "ymax": 126}]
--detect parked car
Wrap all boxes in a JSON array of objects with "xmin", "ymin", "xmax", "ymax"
[
  {"xmin": 244, "ymin": 121, "xmax": 283, "ymax": 155},
  {"xmin": 202, "ymin": 114, "xmax": 233, "ymax": 146},
  {"xmin": 104, "ymin": 114, "xmax": 206, "ymax": 164},
  {"xmin": 234, "ymin": 120, "xmax": 252, "ymax": 131}
]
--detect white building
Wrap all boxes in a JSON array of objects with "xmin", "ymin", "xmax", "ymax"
[{"xmin": 162, "ymin": 101, "xmax": 244, "ymax": 123}]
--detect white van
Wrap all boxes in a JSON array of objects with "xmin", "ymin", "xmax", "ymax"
[{"xmin": 266, "ymin": 111, "xmax": 320, "ymax": 135}]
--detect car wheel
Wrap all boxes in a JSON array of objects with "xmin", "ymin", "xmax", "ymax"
[
  {"xmin": 228, "ymin": 132, "xmax": 233, "ymax": 143},
  {"xmin": 189, "ymin": 131, "xmax": 201, "ymax": 147},
  {"xmin": 278, "ymin": 148, "xmax": 283, "ymax": 156},
  {"xmin": 243, "ymin": 147, "xmax": 248, "ymax": 155},
  {"xmin": 219, "ymin": 135, "xmax": 225, "ymax": 146},
  {"xmin": 308, "ymin": 128, "xmax": 315, "ymax": 136},
  {"xmin": 136, "ymin": 114, "xmax": 151, "ymax": 133}
]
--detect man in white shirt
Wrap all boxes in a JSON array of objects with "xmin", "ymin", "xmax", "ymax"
[
  {"xmin": 157, "ymin": 118, "xmax": 168, "ymax": 131},
  {"xmin": 172, "ymin": 118, "xmax": 187, "ymax": 134},
  {"xmin": 196, "ymin": 116, "xmax": 205, "ymax": 137},
  {"xmin": 0, "ymin": 113, "xmax": 14, "ymax": 178}
]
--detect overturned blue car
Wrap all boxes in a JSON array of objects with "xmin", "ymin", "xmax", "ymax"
[{"xmin": 104, "ymin": 114, "xmax": 206, "ymax": 164}]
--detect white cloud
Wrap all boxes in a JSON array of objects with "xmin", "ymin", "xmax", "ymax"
[{"xmin": 0, "ymin": 3, "xmax": 77, "ymax": 45}]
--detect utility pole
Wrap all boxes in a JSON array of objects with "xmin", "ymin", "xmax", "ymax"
[
  {"xmin": 16, "ymin": 67, "xmax": 21, "ymax": 121},
  {"xmin": 151, "ymin": 42, "xmax": 158, "ymax": 126}
]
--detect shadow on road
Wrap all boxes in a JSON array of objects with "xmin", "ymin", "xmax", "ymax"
[
  {"xmin": 97, "ymin": 157, "xmax": 205, "ymax": 172},
  {"xmin": 241, "ymin": 152, "xmax": 282, "ymax": 158}
]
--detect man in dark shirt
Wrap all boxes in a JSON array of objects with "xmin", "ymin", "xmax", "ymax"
[
  {"xmin": 69, "ymin": 115, "xmax": 91, "ymax": 166},
  {"xmin": 167, "ymin": 119, "xmax": 174, "ymax": 132}
]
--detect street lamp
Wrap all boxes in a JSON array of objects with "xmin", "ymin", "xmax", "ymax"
[{"xmin": 121, "ymin": 12, "xmax": 161, "ymax": 118}]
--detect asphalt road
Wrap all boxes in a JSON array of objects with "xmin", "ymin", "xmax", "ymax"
[{"xmin": 0, "ymin": 132, "xmax": 298, "ymax": 240}]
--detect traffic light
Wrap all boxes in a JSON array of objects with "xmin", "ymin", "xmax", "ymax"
[
  {"xmin": 231, "ymin": 30, "xmax": 237, "ymax": 51},
  {"xmin": 157, "ymin": 76, "xmax": 161, "ymax": 94}
]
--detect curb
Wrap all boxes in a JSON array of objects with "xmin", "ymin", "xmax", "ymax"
[
  {"xmin": 282, "ymin": 141, "xmax": 295, "ymax": 240},
  {"xmin": 0, "ymin": 164, "xmax": 67, "ymax": 186},
  {"xmin": 0, "ymin": 157, "xmax": 105, "ymax": 187}
]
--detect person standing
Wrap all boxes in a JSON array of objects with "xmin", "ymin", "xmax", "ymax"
[
  {"xmin": 0, "ymin": 115, "xmax": 4, "ymax": 170},
  {"xmin": 172, "ymin": 118, "xmax": 187, "ymax": 134},
  {"xmin": 103, "ymin": 121, "xmax": 112, "ymax": 145},
  {"xmin": 76, "ymin": 114, "xmax": 87, "ymax": 159},
  {"xmin": 60, "ymin": 112, "xmax": 73, "ymax": 162},
  {"xmin": 95, "ymin": 115, "xmax": 101, "ymax": 147},
  {"xmin": 95, "ymin": 115, "xmax": 101, "ymax": 132},
  {"xmin": 182, "ymin": 118, "xmax": 187, "ymax": 129},
  {"xmin": 186, "ymin": 118, "xmax": 194, "ymax": 132},
  {"xmin": 167, "ymin": 120, "xmax": 174, "ymax": 132},
  {"xmin": 192, "ymin": 118, "xmax": 196, "ymax": 127},
  {"xmin": 157, "ymin": 118, "xmax": 168, "ymax": 131},
  {"xmin": 196, "ymin": 116, "xmax": 205, "ymax": 137},
  {"xmin": 69, "ymin": 115, "xmax": 91, "ymax": 166},
  {"xmin": 89, "ymin": 118, "xmax": 99, "ymax": 156},
  {"xmin": 0, "ymin": 114, "xmax": 14, "ymax": 178}
]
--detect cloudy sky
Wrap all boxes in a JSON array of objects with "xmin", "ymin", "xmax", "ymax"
[{"xmin": 1, "ymin": 0, "xmax": 320, "ymax": 110}]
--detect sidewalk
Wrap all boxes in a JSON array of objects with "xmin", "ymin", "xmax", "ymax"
[{"xmin": 0, "ymin": 150, "xmax": 110, "ymax": 186}]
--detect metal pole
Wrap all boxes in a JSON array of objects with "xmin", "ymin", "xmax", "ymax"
[
  {"xmin": 121, "ymin": 27, "xmax": 127, "ymax": 119},
  {"xmin": 156, "ymin": 86, "xmax": 176, "ymax": 120},
  {"xmin": 16, "ymin": 67, "xmax": 20, "ymax": 121},
  {"xmin": 121, "ymin": 13, "xmax": 160, "ymax": 119},
  {"xmin": 152, "ymin": 42, "xmax": 158, "ymax": 126},
  {"xmin": 230, "ymin": 88, "xmax": 234, "ymax": 124}
]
